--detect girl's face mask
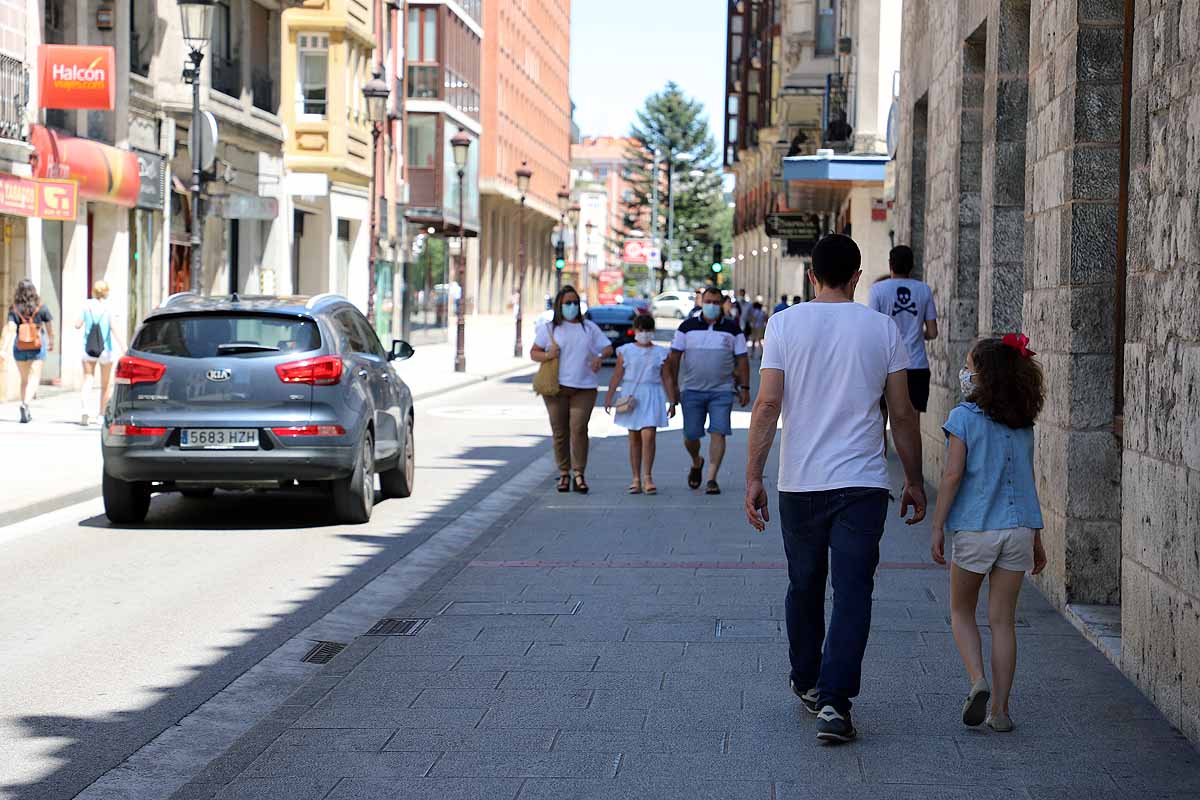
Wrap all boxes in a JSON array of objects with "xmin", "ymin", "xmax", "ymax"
[
  {"xmin": 959, "ymin": 366, "xmax": 977, "ymax": 397},
  {"xmin": 561, "ymin": 302, "xmax": 580, "ymax": 321},
  {"xmin": 634, "ymin": 331, "xmax": 654, "ymax": 345}
]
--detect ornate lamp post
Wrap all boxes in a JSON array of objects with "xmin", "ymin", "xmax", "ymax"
[
  {"xmin": 178, "ymin": 0, "xmax": 215, "ymax": 294},
  {"xmin": 450, "ymin": 128, "xmax": 472, "ymax": 373},
  {"xmin": 567, "ymin": 202, "xmax": 580, "ymax": 295},
  {"xmin": 555, "ymin": 186, "xmax": 570, "ymax": 293},
  {"xmin": 514, "ymin": 162, "xmax": 532, "ymax": 358},
  {"xmin": 362, "ymin": 69, "xmax": 390, "ymax": 324}
]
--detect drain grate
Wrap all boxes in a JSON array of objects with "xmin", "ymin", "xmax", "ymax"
[
  {"xmin": 365, "ymin": 617, "xmax": 428, "ymax": 636},
  {"xmin": 301, "ymin": 641, "xmax": 346, "ymax": 664}
]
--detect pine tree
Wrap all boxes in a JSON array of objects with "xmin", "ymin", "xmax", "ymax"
[{"xmin": 622, "ymin": 82, "xmax": 728, "ymax": 290}]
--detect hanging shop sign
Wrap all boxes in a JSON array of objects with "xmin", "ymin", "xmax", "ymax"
[
  {"xmin": 212, "ymin": 194, "xmax": 279, "ymax": 220},
  {"xmin": 38, "ymin": 45, "xmax": 115, "ymax": 110},
  {"xmin": 622, "ymin": 239, "xmax": 649, "ymax": 264},
  {"xmin": 0, "ymin": 173, "xmax": 77, "ymax": 220},
  {"xmin": 29, "ymin": 125, "xmax": 140, "ymax": 207},
  {"xmin": 133, "ymin": 149, "xmax": 167, "ymax": 210},
  {"xmin": 764, "ymin": 212, "xmax": 821, "ymax": 240}
]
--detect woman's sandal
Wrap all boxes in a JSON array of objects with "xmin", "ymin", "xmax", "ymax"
[
  {"xmin": 643, "ymin": 477, "xmax": 657, "ymax": 495},
  {"xmin": 574, "ymin": 475, "xmax": 590, "ymax": 494},
  {"xmin": 557, "ymin": 474, "xmax": 571, "ymax": 493},
  {"xmin": 627, "ymin": 480, "xmax": 643, "ymax": 495}
]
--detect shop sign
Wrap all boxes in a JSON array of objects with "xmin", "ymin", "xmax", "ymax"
[
  {"xmin": 764, "ymin": 212, "xmax": 821, "ymax": 240},
  {"xmin": 134, "ymin": 149, "xmax": 167, "ymax": 210},
  {"xmin": 38, "ymin": 45, "xmax": 116, "ymax": 110},
  {"xmin": 212, "ymin": 194, "xmax": 279, "ymax": 220},
  {"xmin": 596, "ymin": 270, "xmax": 625, "ymax": 305},
  {"xmin": 622, "ymin": 239, "xmax": 649, "ymax": 264},
  {"xmin": 0, "ymin": 173, "xmax": 77, "ymax": 220},
  {"xmin": 30, "ymin": 125, "xmax": 140, "ymax": 207}
]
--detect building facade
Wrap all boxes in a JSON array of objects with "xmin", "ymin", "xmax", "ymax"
[
  {"xmin": 725, "ymin": 0, "xmax": 899, "ymax": 302},
  {"xmin": 894, "ymin": 0, "xmax": 1200, "ymax": 743},
  {"xmin": 474, "ymin": 0, "xmax": 569, "ymax": 318},
  {"xmin": 570, "ymin": 135, "xmax": 635, "ymax": 281}
]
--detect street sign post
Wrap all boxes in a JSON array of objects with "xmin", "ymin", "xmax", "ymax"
[{"xmin": 666, "ymin": 259, "xmax": 683, "ymax": 275}]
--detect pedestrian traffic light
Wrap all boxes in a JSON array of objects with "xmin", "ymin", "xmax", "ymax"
[{"xmin": 555, "ymin": 240, "xmax": 566, "ymax": 271}]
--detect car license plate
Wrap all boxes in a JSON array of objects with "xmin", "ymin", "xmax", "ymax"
[
  {"xmin": 181, "ymin": 428, "xmax": 259, "ymax": 449},
  {"xmin": 605, "ymin": 330, "xmax": 620, "ymax": 339}
]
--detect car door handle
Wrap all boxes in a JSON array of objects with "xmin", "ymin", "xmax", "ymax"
[
  {"xmin": 357, "ymin": 369, "xmax": 369, "ymax": 379},
  {"xmin": 380, "ymin": 373, "xmax": 390, "ymax": 381}
]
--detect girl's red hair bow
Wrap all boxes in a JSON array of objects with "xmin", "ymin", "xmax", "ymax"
[{"xmin": 1001, "ymin": 333, "xmax": 1035, "ymax": 358}]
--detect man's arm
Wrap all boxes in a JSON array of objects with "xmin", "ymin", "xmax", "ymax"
[
  {"xmin": 666, "ymin": 349, "xmax": 683, "ymax": 394},
  {"xmin": 745, "ymin": 368, "xmax": 784, "ymax": 531},
  {"xmin": 884, "ymin": 370, "xmax": 926, "ymax": 524},
  {"xmin": 924, "ymin": 320, "xmax": 939, "ymax": 341},
  {"xmin": 734, "ymin": 354, "xmax": 750, "ymax": 406}
]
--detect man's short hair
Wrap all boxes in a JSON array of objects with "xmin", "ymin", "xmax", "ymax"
[
  {"xmin": 702, "ymin": 286, "xmax": 723, "ymax": 301},
  {"xmin": 811, "ymin": 234, "xmax": 861, "ymax": 288},
  {"xmin": 889, "ymin": 245, "xmax": 915, "ymax": 275}
]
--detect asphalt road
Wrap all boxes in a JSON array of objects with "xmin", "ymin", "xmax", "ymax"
[{"xmin": 0, "ymin": 366, "xmax": 596, "ymax": 800}]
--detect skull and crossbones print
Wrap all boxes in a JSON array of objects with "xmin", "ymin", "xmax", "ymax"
[{"xmin": 892, "ymin": 286, "xmax": 919, "ymax": 317}]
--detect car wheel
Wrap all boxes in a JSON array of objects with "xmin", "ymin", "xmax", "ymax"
[
  {"xmin": 380, "ymin": 418, "xmax": 415, "ymax": 499},
  {"xmin": 103, "ymin": 471, "xmax": 151, "ymax": 524},
  {"xmin": 674, "ymin": 309, "xmax": 684, "ymax": 319},
  {"xmin": 180, "ymin": 488, "xmax": 215, "ymax": 499},
  {"xmin": 333, "ymin": 430, "xmax": 375, "ymax": 524}
]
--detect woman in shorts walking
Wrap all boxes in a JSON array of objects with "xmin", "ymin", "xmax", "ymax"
[
  {"xmin": 930, "ymin": 334, "xmax": 1046, "ymax": 733},
  {"xmin": 7, "ymin": 279, "xmax": 55, "ymax": 423}
]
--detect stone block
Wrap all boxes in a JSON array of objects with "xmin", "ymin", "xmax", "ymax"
[
  {"xmin": 992, "ymin": 140, "xmax": 1028, "ymax": 206},
  {"xmin": 1078, "ymin": 0, "xmax": 1123, "ymax": 23},
  {"xmin": 1069, "ymin": 202, "xmax": 1119, "ymax": 285},
  {"xmin": 1182, "ymin": 346, "xmax": 1200, "ymax": 471},
  {"xmin": 1068, "ymin": 283, "xmax": 1116, "ymax": 354},
  {"xmin": 991, "ymin": 206, "xmax": 1026, "ymax": 262},
  {"xmin": 1075, "ymin": 83, "xmax": 1123, "ymax": 142},
  {"xmin": 1145, "ymin": 342, "xmax": 1184, "ymax": 462},
  {"xmin": 1071, "ymin": 145, "xmax": 1121, "ymax": 200},
  {"xmin": 1180, "ymin": 597, "xmax": 1200, "ymax": 743},
  {"xmin": 960, "ymin": 144, "xmax": 984, "ymax": 191},
  {"xmin": 1122, "ymin": 341, "xmax": 1150, "ymax": 451},
  {"xmin": 961, "ymin": 107, "xmax": 984, "ymax": 143},
  {"xmin": 958, "ymin": 191, "xmax": 983, "ymax": 227},
  {"xmin": 1145, "ymin": 571, "xmax": 1184, "ymax": 717},
  {"xmin": 1067, "ymin": 353, "xmax": 1114, "ymax": 428},
  {"xmin": 1063, "ymin": 517, "xmax": 1121, "ymax": 604},
  {"xmin": 1077, "ymin": 26, "xmax": 1125, "ymax": 82},
  {"xmin": 1064, "ymin": 428, "xmax": 1122, "ymax": 520},
  {"xmin": 995, "ymin": 78, "xmax": 1031, "ymax": 141},
  {"xmin": 949, "ymin": 298, "xmax": 980, "ymax": 341}
]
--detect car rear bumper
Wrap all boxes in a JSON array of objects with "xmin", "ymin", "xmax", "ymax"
[{"xmin": 102, "ymin": 443, "xmax": 358, "ymax": 484}]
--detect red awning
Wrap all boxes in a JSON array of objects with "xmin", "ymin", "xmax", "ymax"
[{"xmin": 29, "ymin": 125, "xmax": 139, "ymax": 207}]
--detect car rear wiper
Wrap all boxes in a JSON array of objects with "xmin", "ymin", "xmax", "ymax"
[{"xmin": 216, "ymin": 343, "xmax": 280, "ymax": 354}]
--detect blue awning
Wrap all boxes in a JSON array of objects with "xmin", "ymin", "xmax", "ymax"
[{"xmin": 782, "ymin": 154, "xmax": 888, "ymax": 183}]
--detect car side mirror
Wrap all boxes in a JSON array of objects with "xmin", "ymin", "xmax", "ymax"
[{"xmin": 389, "ymin": 340, "xmax": 415, "ymax": 361}]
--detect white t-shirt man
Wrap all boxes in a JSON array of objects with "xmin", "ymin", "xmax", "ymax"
[
  {"xmin": 868, "ymin": 278, "xmax": 936, "ymax": 370},
  {"xmin": 532, "ymin": 320, "xmax": 611, "ymax": 390},
  {"xmin": 761, "ymin": 302, "xmax": 908, "ymax": 492}
]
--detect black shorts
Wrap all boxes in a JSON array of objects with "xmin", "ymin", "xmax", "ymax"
[{"xmin": 881, "ymin": 368, "xmax": 931, "ymax": 415}]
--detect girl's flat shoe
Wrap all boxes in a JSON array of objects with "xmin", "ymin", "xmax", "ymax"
[
  {"xmin": 627, "ymin": 481, "xmax": 642, "ymax": 494},
  {"xmin": 643, "ymin": 479, "xmax": 657, "ymax": 495},
  {"xmin": 986, "ymin": 712, "xmax": 1014, "ymax": 732},
  {"xmin": 962, "ymin": 679, "xmax": 991, "ymax": 727}
]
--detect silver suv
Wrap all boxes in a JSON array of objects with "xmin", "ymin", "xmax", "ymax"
[{"xmin": 101, "ymin": 293, "xmax": 415, "ymax": 525}]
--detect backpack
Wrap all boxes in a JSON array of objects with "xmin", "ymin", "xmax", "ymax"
[
  {"xmin": 84, "ymin": 304, "xmax": 106, "ymax": 358},
  {"xmin": 13, "ymin": 306, "xmax": 42, "ymax": 351}
]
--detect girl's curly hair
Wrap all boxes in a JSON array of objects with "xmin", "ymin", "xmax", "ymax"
[{"xmin": 967, "ymin": 337, "xmax": 1045, "ymax": 429}]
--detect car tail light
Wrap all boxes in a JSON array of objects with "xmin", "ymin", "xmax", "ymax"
[
  {"xmin": 115, "ymin": 356, "xmax": 166, "ymax": 385},
  {"xmin": 109, "ymin": 424, "xmax": 167, "ymax": 436},
  {"xmin": 626, "ymin": 328, "xmax": 635, "ymax": 337},
  {"xmin": 271, "ymin": 425, "xmax": 346, "ymax": 437},
  {"xmin": 276, "ymin": 355, "xmax": 343, "ymax": 386}
]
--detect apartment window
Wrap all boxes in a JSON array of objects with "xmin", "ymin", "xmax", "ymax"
[
  {"xmin": 211, "ymin": 1, "xmax": 241, "ymax": 97},
  {"xmin": 407, "ymin": 114, "xmax": 437, "ymax": 169},
  {"xmin": 130, "ymin": 0, "xmax": 153, "ymax": 76},
  {"xmin": 297, "ymin": 34, "xmax": 328, "ymax": 118},
  {"xmin": 407, "ymin": 7, "xmax": 439, "ymax": 99},
  {"xmin": 816, "ymin": 0, "xmax": 837, "ymax": 57}
]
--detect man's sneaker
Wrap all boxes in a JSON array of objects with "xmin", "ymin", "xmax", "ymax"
[
  {"xmin": 789, "ymin": 679, "xmax": 820, "ymax": 715},
  {"xmin": 815, "ymin": 705, "xmax": 856, "ymax": 743},
  {"xmin": 962, "ymin": 678, "xmax": 991, "ymax": 727}
]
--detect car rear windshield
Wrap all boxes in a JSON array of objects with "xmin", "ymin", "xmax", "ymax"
[{"xmin": 133, "ymin": 314, "xmax": 321, "ymax": 358}]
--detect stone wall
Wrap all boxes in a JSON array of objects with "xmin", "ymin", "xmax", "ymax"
[{"xmin": 1120, "ymin": 0, "xmax": 1200, "ymax": 744}]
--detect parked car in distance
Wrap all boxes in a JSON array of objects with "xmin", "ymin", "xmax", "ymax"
[
  {"xmin": 101, "ymin": 293, "xmax": 416, "ymax": 526},
  {"xmin": 652, "ymin": 291, "xmax": 695, "ymax": 319},
  {"xmin": 585, "ymin": 303, "xmax": 638, "ymax": 355}
]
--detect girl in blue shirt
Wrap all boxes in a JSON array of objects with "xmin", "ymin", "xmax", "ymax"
[{"xmin": 930, "ymin": 334, "xmax": 1046, "ymax": 734}]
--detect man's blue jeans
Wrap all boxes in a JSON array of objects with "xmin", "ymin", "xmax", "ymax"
[{"xmin": 779, "ymin": 487, "xmax": 889, "ymax": 714}]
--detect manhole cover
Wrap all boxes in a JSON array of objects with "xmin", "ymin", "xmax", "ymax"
[
  {"xmin": 365, "ymin": 618, "xmax": 428, "ymax": 636},
  {"xmin": 301, "ymin": 641, "xmax": 346, "ymax": 664}
]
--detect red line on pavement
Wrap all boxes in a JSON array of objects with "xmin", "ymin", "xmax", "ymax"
[{"xmin": 468, "ymin": 559, "xmax": 941, "ymax": 571}]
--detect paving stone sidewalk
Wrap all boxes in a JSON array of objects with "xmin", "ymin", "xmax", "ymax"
[{"xmin": 174, "ymin": 415, "xmax": 1200, "ymax": 800}]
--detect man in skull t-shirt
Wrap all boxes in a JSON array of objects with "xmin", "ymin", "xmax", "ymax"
[{"xmin": 869, "ymin": 246, "xmax": 937, "ymax": 415}]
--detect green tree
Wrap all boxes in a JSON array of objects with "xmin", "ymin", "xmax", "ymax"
[{"xmin": 621, "ymin": 82, "xmax": 727, "ymax": 291}]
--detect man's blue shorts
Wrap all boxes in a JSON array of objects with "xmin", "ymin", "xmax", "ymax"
[{"xmin": 681, "ymin": 389, "xmax": 734, "ymax": 440}]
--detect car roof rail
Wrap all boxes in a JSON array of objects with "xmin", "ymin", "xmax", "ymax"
[
  {"xmin": 305, "ymin": 292, "xmax": 346, "ymax": 309},
  {"xmin": 162, "ymin": 291, "xmax": 197, "ymax": 306}
]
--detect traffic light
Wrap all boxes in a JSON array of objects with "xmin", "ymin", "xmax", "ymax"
[
  {"xmin": 711, "ymin": 242, "xmax": 723, "ymax": 274},
  {"xmin": 555, "ymin": 240, "xmax": 566, "ymax": 271}
]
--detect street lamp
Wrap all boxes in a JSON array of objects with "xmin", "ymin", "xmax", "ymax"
[
  {"xmin": 555, "ymin": 187, "xmax": 570, "ymax": 293},
  {"xmin": 514, "ymin": 161, "xmax": 532, "ymax": 357},
  {"xmin": 567, "ymin": 203, "xmax": 581, "ymax": 298},
  {"xmin": 451, "ymin": 128, "xmax": 472, "ymax": 373},
  {"xmin": 179, "ymin": 0, "xmax": 214, "ymax": 294},
  {"xmin": 362, "ymin": 68, "xmax": 390, "ymax": 327}
]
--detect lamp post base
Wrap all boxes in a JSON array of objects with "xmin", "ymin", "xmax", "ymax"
[{"xmin": 454, "ymin": 355, "xmax": 466, "ymax": 373}]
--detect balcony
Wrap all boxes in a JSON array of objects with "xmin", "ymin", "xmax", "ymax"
[
  {"xmin": 0, "ymin": 55, "xmax": 28, "ymax": 141},
  {"xmin": 252, "ymin": 70, "xmax": 275, "ymax": 114},
  {"xmin": 407, "ymin": 65, "xmax": 440, "ymax": 99},
  {"xmin": 456, "ymin": 0, "xmax": 481, "ymax": 24},
  {"xmin": 212, "ymin": 57, "xmax": 242, "ymax": 99}
]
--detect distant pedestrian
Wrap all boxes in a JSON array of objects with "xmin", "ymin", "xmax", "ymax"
[
  {"xmin": 773, "ymin": 294, "xmax": 789, "ymax": 315},
  {"xmin": 76, "ymin": 279, "xmax": 122, "ymax": 426},
  {"xmin": 870, "ymin": 246, "xmax": 938, "ymax": 429},
  {"xmin": 722, "ymin": 295, "xmax": 738, "ymax": 324},
  {"xmin": 531, "ymin": 285, "xmax": 613, "ymax": 494},
  {"xmin": 6, "ymin": 278, "xmax": 55, "ymax": 424},
  {"xmin": 745, "ymin": 233, "xmax": 926, "ymax": 744},
  {"xmin": 605, "ymin": 314, "xmax": 676, "ymax": 495},
  {"xmin": 667, "ymin": 286, "xmax": 750, "ymax": 495},
  {"xmin": 735, "ymin": 288, "xmax": 751, "ymax": 324},
  {"xmin": 929, "ymin": 334, "xmax": 1046, "ymax": 733},
  {"xmin": 791, "ymin": 295, "xmax": 802, "ymax": 305},
  {"xmin": 747, "ymin": 302, "xmax": 768, "ymax": 356},
  {"xmin": 687, "ymin": 288, "xmax": 704, "ymax": 319}
]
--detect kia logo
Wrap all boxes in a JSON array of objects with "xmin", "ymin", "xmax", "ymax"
[{"xmin": 206, "ymin": 368, "xmax": 231, "ymax": 382}]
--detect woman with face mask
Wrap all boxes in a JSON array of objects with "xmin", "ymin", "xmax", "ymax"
[
  {"xmin": 530, "ymin": 286, "xmax": 613, "ymax": 493},
  {"xmin": 604, "ymin": 314, "xmax": 677, "ymax": 494}
]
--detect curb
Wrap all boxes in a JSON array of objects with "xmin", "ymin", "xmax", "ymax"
[{"xmin": 410, "ymin": 361, "xmax": 536, "ymax": 402}]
